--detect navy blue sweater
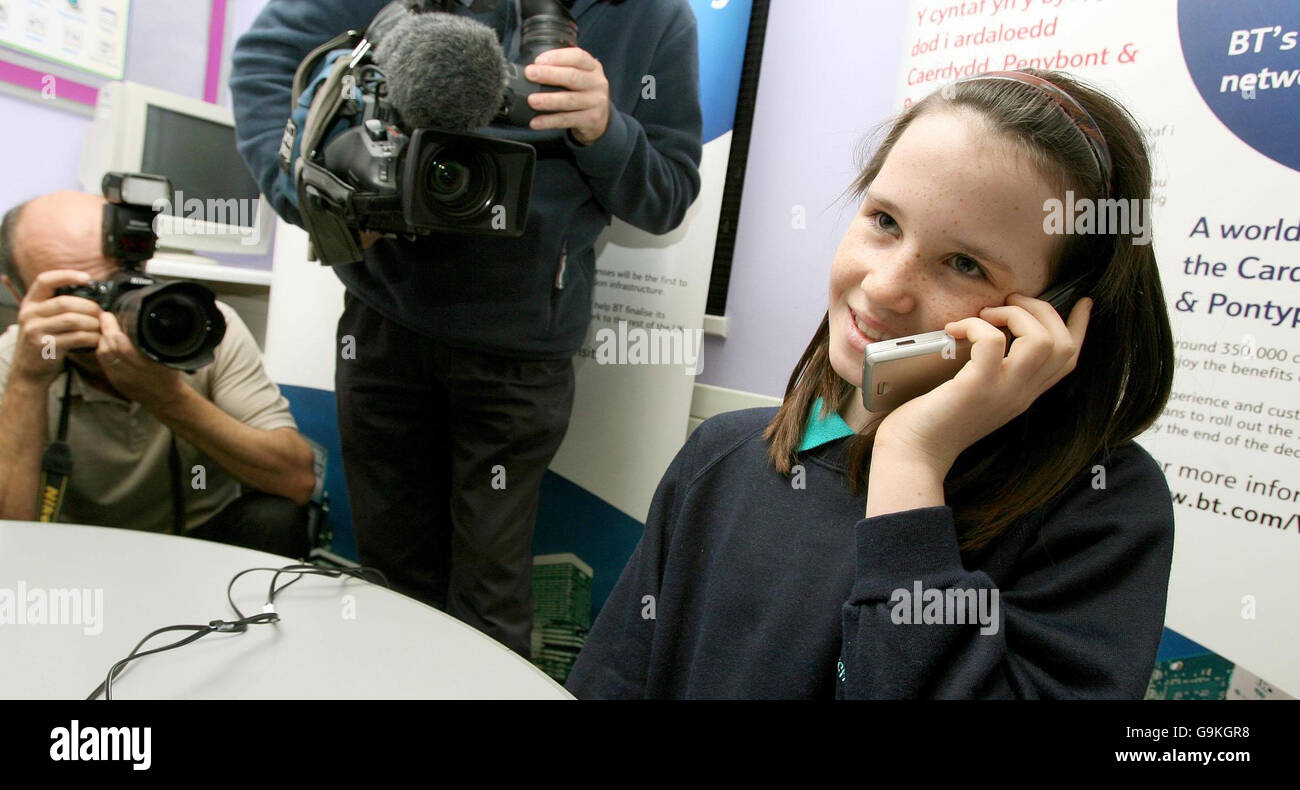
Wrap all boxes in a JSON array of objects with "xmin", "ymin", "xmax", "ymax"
[
  {"xmin": 229, "ymin": 0, "xmax": 703, "ymax": 358},
  {"xmin": 565, "ymin": 407, "xmax": 1176, "ymax": 699}
]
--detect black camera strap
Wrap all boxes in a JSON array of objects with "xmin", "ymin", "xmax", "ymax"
[
  {"xmin": 290, "ymin": 29, "xmax": 365, "ymax": 110},
  {"xmin": 36, "ymin": 364, "xmax": 74, "ymax": 523},
  {"xmin": 37, "ymin": 364, "xmax": 186, "ymax": 533},
  {"xmin": 293, "ymin": 33, "xmax": 371, "ymax": 264},
  {"xmin": 167, "ymin": 435, "xmax": 185, "ymax": 535}
]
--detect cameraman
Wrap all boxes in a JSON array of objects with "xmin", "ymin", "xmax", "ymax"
[
  {"xmin": 0, "ymin": 190, "xmax": 318, "ymax": 556},
  {"xmin": 231, "ymin": 0, "xmax": 702, "ymax": 656}
]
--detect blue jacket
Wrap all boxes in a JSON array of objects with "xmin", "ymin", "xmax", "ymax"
[
  {"xmin": 566, "ymin": 407, "xmax": 1176, "ymax": 699},
  {"xmin": 230, "ymin": 0, "xmax": 703, "ymax": 358}
]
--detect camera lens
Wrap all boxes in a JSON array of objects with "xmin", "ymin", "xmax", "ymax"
[
  {"xmin": 112, "ymin": 280, "xmax": 226, "ymax": 369},
  {"xmin": 421, "ymin": 145, "xmax": 497, "ymax": 220},
  {"xmin": 141, "ymin": 292, "xmax": 207, "ymax": 358},
  {"xmin": 429, "ymin": 161, "xmax": 470, "ymax": 200}
]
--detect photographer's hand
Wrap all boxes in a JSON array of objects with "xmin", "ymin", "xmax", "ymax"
[
  {"xmin": 94, "ymin": 311, "xmax": 315, "ymax": 505},
  {"xmin": 865, "ymin": 294, "xmax": 1092, "ymax": 518},
  {"xmin": 7, "ymin": 269, "xmax": 102, "ymax": 387},
  {"xmin": 94, "ymin": 311, "xmax": 186, "ymax": 409},
  {"xmin": 525, "ymin": 47, "xmax": 612, "ymax": 145},
  {"xmin": 0, "ymin": 269, "xmax": 103, "ymax": 519}
]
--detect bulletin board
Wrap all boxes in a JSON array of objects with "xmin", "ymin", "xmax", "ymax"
[{"xmin": 0, "ymin": 0, "xmax": 130, "ymax": 80}]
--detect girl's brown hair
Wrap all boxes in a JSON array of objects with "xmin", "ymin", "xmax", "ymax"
[{"xmin": 764, "ymin": 70, "xmax": 1175, "ymax": 552}]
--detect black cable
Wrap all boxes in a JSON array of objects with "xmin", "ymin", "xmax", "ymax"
[
  {"xmin": 265, "ymin": 564, "xmax": 387, "ymax": 609},
  {"xmin": 88, "ymin": 625, "xmax": 207, "ymax": 701},
  {"xmin": 88, "ymin": 616, "xmax": 276, "ymax": 701},
  {"xmin": 226, "ymin": 565, "xmax": 301, "ymax": 620},
  {"xmin": 90, "ymin": 559, "xmax": 389, "ymax": 699},
  {"xmin": 223, "ymin": 563, "xmax": 385, "ymax": 620}
]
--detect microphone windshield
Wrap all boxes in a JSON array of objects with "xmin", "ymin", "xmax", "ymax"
[
  {"xmin": 376, "ymin": 12, "xmax": 507, "ymax": 131},
  {"xmin": 365, "ymin": 3, "xmax": 410, "ymax": 48}
]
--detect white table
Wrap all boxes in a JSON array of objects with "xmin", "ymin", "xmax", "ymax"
[{"xmin": 0, "ymin": 521, "xmax": 572, "ymax": 700}]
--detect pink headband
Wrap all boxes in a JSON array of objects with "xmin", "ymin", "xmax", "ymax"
[{"xmin": 955, "ymin": 70, "xmax": 1114, "ymax": 196}]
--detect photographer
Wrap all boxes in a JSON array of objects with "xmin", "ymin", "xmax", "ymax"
[
  {"xmin": 0, "ymin": 190, "xmax": 318, "ymax": 556},
  {"xmin": 231, "ymin": 0, "xmax": 702, "ymax": 656}
]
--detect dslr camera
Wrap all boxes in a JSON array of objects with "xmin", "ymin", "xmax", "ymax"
[
  {"xmin": 55, "ymin": 173, "xmax": 227, "ymax": 371},
  {"xmin": 284, "ymin": 0, "xmax": 578, "ymax": 266}
]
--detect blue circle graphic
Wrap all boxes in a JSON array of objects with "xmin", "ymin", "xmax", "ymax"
[
  {"xmin": 1178, "ymin": 0, "xmax": 1300, "ymax": 172},
  {"xmin": 690, "ymin": 0, "xmax": 752, "ymax": 144}
]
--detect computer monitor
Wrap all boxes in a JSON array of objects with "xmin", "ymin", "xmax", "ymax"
[{"xmin": 79, "ymin": 80, "xmax": 274, "ymax": 259}]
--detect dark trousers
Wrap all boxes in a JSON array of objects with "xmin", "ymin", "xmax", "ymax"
[
  {"xmin": 335, "ymin": 293, "xmax": 575, "ymax": 658},
  {"xmin": 189, "ymin": 491, "xmax": 312, "ymax": 559}
]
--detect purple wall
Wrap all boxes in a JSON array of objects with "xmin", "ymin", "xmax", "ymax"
[
  {"xmin": 0, "ymin": 0, "xmax": 279, "ymax": 269},
  {"xmin": 229, "ymin": 0, "xmax": 271, "ymax": 49},
  {"xmin": 124, "ymin": 0, "xmax": 211, "ymax": 99},
  {"xmin": 0, "ymin": 0, "xmax": 211, "ymax": 212},
  {"xmin": 3, "ymin": 0, "xmax": 909, "ymax": 372},
  {"xmin": 0, "ymin": 90, "xmax": 89, "ymax": 207},
  {"xmin": 696, "ymin": 0, "xmax": 908, "ymax": 398},
  {"xmin": 221, "ymin": 0, "xmax": 271, "ymax": 107}
]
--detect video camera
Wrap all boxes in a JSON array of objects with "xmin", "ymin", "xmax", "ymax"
[
  {"xmin": 281, "ymin": 0, "xmax": 579, "ymax": 266},
  {"xmin": 55, "ymin": 172, "xmax": 227, "ymax": 371}
]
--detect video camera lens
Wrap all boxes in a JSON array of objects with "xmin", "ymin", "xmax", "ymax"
[
  {"xmin": 430, "ymin": 161, "xmax": 469, "ymax": 198},
  {"xmin": 420, "ymin": 144, "xmax": 497, "ymax": 220}
]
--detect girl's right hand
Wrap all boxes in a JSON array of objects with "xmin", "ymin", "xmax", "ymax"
[{"xmin": 875, "ymin": 292, "xmax": 1092, "ymax": 472}]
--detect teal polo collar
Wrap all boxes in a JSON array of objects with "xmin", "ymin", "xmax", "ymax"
[{"xmin": 797, "ymin": 397, "xmax": 856, "ymax": 453}]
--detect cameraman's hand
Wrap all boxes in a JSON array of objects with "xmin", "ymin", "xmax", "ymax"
[
  {"xmin": 7, "ymin": 270, "xmax": 103, "ymax": 387},
  {"xmin": 525, "ymin": 47, "xmax": 612, "ymax": 145},
  {"xmin": 94, "ymin": 311, "xmax": 186, "ymax": 409}
]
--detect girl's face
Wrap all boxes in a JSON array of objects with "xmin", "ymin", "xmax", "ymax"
[{"xmin": 828, "ymin": 109, "xmax": 1064, "ymax": 394}]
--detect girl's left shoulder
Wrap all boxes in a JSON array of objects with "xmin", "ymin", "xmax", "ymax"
[
  {"xmin": 1083, "ymin": 440, "xmax": 1170, "ymax": 495},
  {"xmin": 1036, "ymin": 439, "xmax": 1175, "ymax": 540}
]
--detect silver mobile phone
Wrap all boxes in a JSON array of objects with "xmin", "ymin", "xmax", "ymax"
[{"xmin": 861, "ymin": 274, "xmax": 1090, "ymax": 412}]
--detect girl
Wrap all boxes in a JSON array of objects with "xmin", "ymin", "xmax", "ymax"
[{"xmin": 566, "ymin": 70, "xmax": 1176, "ymax": 699}]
